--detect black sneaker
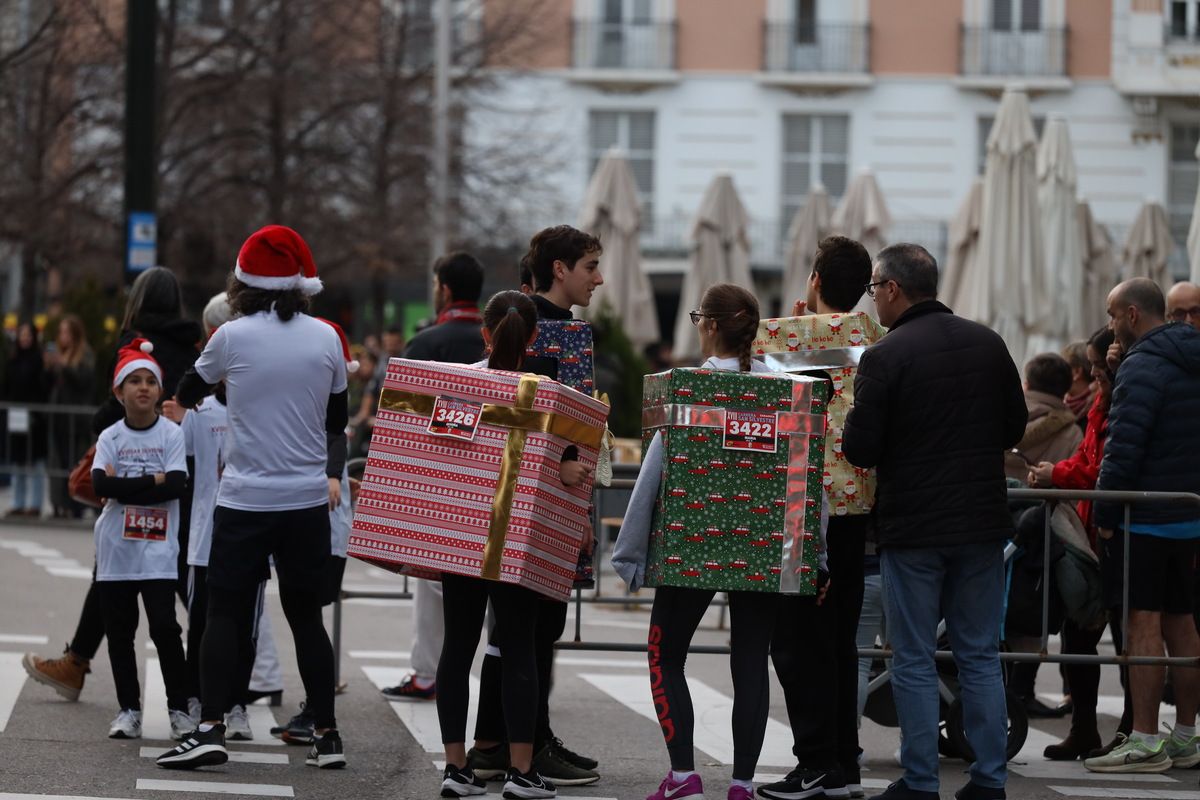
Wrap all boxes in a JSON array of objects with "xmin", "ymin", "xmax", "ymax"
[
  {"xmin": 532, "ymin": 744, "xmax": 599, "ymax": 786},
  {"xmin": 276, "ymin": 706, "xmax": 317, "ymax": 745},
  {"xmin": 380, "ymin": 675, "xmax": 436, "ymax": 701},
  {"xmin": 548, "ymin": 735, "xmax": 598, "ymax": 771},
  {"xmin": 870, "ymin": 780, "xmax": 939, "ymax": 800},
  {"xmin": 954, "ymin": 784, "xmax": 1005, "ymax": 800},
  {"xmin": 155, "ymin": 723, "xmax": 228, "ymax": 770},
  {"xmin": 501, "ymin": 766, "xmax": 557, "ymax": 799},
  {"xmin": 467, "ymin": 744, "xmax": 510, "ymax": 781},
  {"xmin": 305, "ymin": 729, "xmax": 347, "ymax": 769},
  {"xmin": 757, "ymin": 765, "xmax": 849, "ymax": 800},
  {"xmin": 441, "ymin": 764, "xmax": 487, "ymax": 797}
]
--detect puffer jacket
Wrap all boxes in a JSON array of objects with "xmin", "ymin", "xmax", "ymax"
[
  {"xmin": 842, "ymin": 301, "xmax": 1027, "ymax": 548},
  {"xmin": 1095, "ymin": 322, "xmax": 1200, "ymax": 528}
]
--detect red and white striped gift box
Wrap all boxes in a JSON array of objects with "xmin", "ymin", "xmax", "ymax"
[{"xmin": 348, "ymin": 358, "xmax": 609, "ymax": 601}]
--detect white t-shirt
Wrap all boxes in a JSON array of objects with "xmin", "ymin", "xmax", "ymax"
[
  {"xmin": 182, "ymin": 396, "xmax": 228, "ymax": 567},
  {"xmin": 330, "ymin": 464, "xmax": 351, "ymax": 558},
  {"xmin": 92, "ymin": 417, "xmax": 188, "ymax": 582},
  {"xmin": 194, "ymin": 312, "xmax": 347, "ymax": 512}
]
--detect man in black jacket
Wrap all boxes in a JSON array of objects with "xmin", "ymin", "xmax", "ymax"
[
  {"xmin": 1083, "ymin": 278, "xmax": 1200, "ymax": 774},
  {"xmin": 843, "ymin": 244, "xmax": 1026, "ymax": 800},
  {"xmin": 379, "ymin": 252, "xmax": 485, "ymax": 702}
]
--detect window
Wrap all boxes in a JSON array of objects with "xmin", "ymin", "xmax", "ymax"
[
  {"xmin": 976, "ymin": 115, "xmax": 1046, "ymax": 175},
  {"xmin": 781, "ymin": 114, "xmax": 850, "ymax": 228},
  {"xmin": 1169, "ymin": 122, "xmax": 1200, "ymax": 269},
  {"xmin": 794, "ymin": 0, "xmax": 816, "ymax": 45},
  {"xmin": 1169, "ymin": 1, "xmax": 1200, "ymax": 39},
  {"xmin": 589, "ymin": 111, "xmax": 656, "ymax": 231},
  {"xmin": 992, "ymin": 0, "xmax": 1040, "ymax": 32},
  {"xmin": 603, "ymin": 0, "xmax": 652, "ymax": 25}
]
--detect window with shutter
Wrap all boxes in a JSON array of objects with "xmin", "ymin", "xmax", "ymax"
[
  {"xmin": 794, "ymin": 0, "xmax": 816, "ymax": 45},
  {"xmin": 1169, "ymin": 123, "xmax": 1200, "ymax": 253},
  {"xmin": 781, "ymin": 114, "xmax": 850, "ymax": 230},
  {"xmin": 589, "ymin": 110, "xmax": 657, "ymax": 231}
]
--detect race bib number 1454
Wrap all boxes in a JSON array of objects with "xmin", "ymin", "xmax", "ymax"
[{"xmin": 123, "ymin": 506, "xmax": 168, "ymax": 541}]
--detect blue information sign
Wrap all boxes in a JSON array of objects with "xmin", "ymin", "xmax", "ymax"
[{"xmin": 126, "ymin": 212, "xmax": 157, "ymax": 274}]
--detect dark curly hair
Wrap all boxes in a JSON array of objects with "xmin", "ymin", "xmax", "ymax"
[
  {"xmin": 226, "ymin": 275, "xmax": 310, "ymax": 322},
  {"xmin": 525, "ymin": 225, "xmax": 601, "ymax": 293}
]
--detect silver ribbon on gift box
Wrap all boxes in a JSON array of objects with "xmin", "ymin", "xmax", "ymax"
[
  {"xmin": 757, "ymin": 345, "xmax": 868, "ymax": 373},
  {"xmin": 643, "ymin": 374, "xmax": 827, "ymax": 594}
]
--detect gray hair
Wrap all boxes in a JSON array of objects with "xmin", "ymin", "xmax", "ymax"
[
  {"xmin": 876, "ymin": 243, "xmax": 938, "ymax": 301},
  {"xmin": 202, "ymin": 291, "xmax": 234, "ymax": 336}
]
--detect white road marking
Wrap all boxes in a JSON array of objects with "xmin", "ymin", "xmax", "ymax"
[
  {"xmin": 45, "ymin": 568, "xmax": 92, "ymax": 580},
  {"xmin": 0, "ymin": 539, "xmax": 90, "ymax": 579},
  {"xmin": 0, "ymin": 795, "xmax": 141, "ymax": 800},
  {"xmin": 0, "ymin": 634, "xmax": 47, "ymax": 644},
  {"xmin": 555, "ymin": 656, "xmax": 648, "ymax": 668},
  {"xmin": 139, "ymin": 746, "xmax": 288, "ymax": 765},
  {"xmin": 0, "ymin": 652, "xmax": 27, "ymax": 731},
  {"xmin": 136, "ymin": 778, "xmax": 294, "ymax": 797},
  {"xmin": 1048, "ymin": 787, "xmax": 1200, "ymax": 798},
  {"xmin": 579, "ymin": 672, "xmax": 796, "ymax": 768},
  {"xmin": 361, "ymin": 665, "xmax": 475, "ymax": 755},
  {"xmin": 348, "ymin": 650, "xmax": 411, "ymax": 660},
  {"xmin": 141, "ymin": 657, "xmax": 173, "ymax": 742},
  {"xmin": 244, "ymin": 704, "xmax": 285, "ymax": 746}
]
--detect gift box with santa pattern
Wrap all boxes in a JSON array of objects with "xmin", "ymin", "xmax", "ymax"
[
  {"xmin": 642, "ymin": 368, "xmax": 829, "ymax": 595},
  {"xmin": 753, "ymin": 313, "xmax": 887, "ymax": 517}
]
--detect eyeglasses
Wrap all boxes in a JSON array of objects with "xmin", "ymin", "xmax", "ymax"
[
  {"xmin": 689, "ymin": 310, "xmax": 721, "ymax": 326},
  {"xmin": 864, "ymin": 279, "xmax": 896, "ymax": 299},
  {"xmin": 1170, "ymin": 307, "xmax": 1200, "ymax": 322}
]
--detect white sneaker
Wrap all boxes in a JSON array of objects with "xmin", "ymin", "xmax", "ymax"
[
  {"xmin": 225, "ymin": 705, "xmax": 253, "ymax": 741},
  {"xmin": 109, "ymin": 709, "xmax": 143, "ymax": 739},
  {"xmin": 187, "ymin": 697, "xmax": 201, "ymax": 721},
  {"xmin": 168, "ymin": 709, "xmax": 194, "ymax": 741}
]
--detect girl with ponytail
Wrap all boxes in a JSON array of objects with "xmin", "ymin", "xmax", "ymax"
[
  {"xmin": 436, "ymin": 289, "xmax": 582, "ymax": 800},
  {"xmin": 614, "ymin": 283, "xmax": 787, "ymax": 800}
]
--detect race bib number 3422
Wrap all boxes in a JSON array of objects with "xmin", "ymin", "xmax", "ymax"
[
  {"xmin": 722, "ymin": 410, "xmax": 779, "ymax": 453},
  {"xmin": 427, "ymin": 396, "xmax": 483, "ymax": 441},
  {"xmin": 123, "ymin": 506, "xmax": 169, "ymax": 542}
]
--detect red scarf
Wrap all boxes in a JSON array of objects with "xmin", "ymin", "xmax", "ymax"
[{"xmin": 436, "ymin": 301, "xmax": 483, "ymax": 326}]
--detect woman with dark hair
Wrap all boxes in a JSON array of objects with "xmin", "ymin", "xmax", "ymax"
[
  {"xmin": 613, "ymin": 284, "xmax": 790, "ymax": 800},
  {"xmin": 47, "ymin": 315, "xmax": 95, "ymax": 518},
  {"xmin": 435, "ymin": 290, "xmax": 584, "ymax": 800},
  {"xmin": 5, "ymin": 321, "xmax": 48, "ymax": 517}
]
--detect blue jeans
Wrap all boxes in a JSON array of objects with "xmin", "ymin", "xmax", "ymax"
[
  {"xmin": 881, "ymin": 542, "xmax": 1007, "ymax": 792},
  {"xmin": 856, "ymin": 572, "xmax": 885, "ymax": 725},
  {"xmin": 12, "ymin": 463, "xmax": 44, "ymax": 513}
]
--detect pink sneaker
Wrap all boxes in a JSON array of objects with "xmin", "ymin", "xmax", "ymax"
[
  {"xmin": 727, "ymin": 785, "xmax": 754, "ymax": 800},
  {"xmin": 647, "ymin": 771, "xmax": 705, "ymax": 800}
]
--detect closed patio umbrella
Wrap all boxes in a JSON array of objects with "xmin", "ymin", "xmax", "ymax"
[
  {"xmin": 780, "ymin": 184, "xmax": 832, "ymax": 310},
  {"xmin": 577, "ymin": 148, "xmax": 660, "ymax": 348},
  {"xmin": 1078, "ymin": 199, "xmax": 1118, "ymax": 335},
  {"xmin": 941, "ymin": 178, "xmax": 985, "ymax": 321},
  {"xmin": 1031, "ymin": 115, "xmax": 1083, "ymax": 353},
  {"xmin": 1188, "ymin": 140, "xmax": 1200, "ymax": 284},
  {"xmin": 1123, "ymin": 200, "xmax": 1174, "ymax": 290},
  {"xmin": 672, "ymin": 174, "xmax": 754, "ymax": 362},
  {"xmin": 831, "ymin": 168, "xmax": 892, "ymax": 257}
]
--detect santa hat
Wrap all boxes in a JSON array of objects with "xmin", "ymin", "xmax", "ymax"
[
  {"xmin": 316, "ymin": 318, "xmax": 360, "ymax": 373},
  {"xmin": 234, "ymin": 225, "xmax": 323, "ymax": 296},
  {"xmin": 112, "ymin": 338, "xmax": 163, "ymax": 389}
]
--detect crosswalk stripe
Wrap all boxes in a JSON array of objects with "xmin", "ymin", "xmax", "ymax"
[
  {"xmin": 0, "ymin": 794, "xmax": 140, "ymax": 800},
  {"xmin": 244, "ymin": 704, "xmax": 285, "ymax": 746},
  {"xmin": 0, "ymin": 652, "xmax": 27, "ymax": 732},
  {"xmin": 0, "ymin": 634, "xmax": 47, "ymax": 644},
  {"xmin": 579, "ymin": 672, "xmax": 797, "ymax": 768},
  {"xmin": 349, "ymin": 650, "xmax": 410, "ymax": 660},
  {"xmin": 135, "ymin": 778, "xmax": 294, "ymax": 797},
  {"xmin": 1048, "ymin": 786, "xmax": 1200, "ymax": 798},
  {"xmin": 45, "ymin": 568, "xmax": 91, "ymax": 579},
  {"xmin": 1013, "ymin": 760, "xmax": 1177, "ymax": 783},
  {"xmin": 361, "ymin": 665, "xmax": 475, "ymax": 755},
  {"xmin": 555, "ymin": 656, "xmax": 647, "ymax": 669},
  {"xmin": 139, "ymin": 746, "xmax": 289, "ymax": 765},
  {"xmin": 141, "ymin": 657, "xmax": 173, "ymax": 742}
]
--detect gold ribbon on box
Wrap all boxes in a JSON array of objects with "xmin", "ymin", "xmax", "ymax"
[
  {"xmin": 380, "ymin": 374, "xmax": 608, "ymax": 580},
  {"xmin": 643, "ymin": 374, "xmax": 827, "ymax": 594}
]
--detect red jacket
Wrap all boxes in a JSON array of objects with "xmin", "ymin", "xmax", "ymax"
[{"xmin": 1050, "ymin": 391, "xmax": 1110, "ymax": 539}]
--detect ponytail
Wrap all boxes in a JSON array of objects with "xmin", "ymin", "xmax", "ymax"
[
  {"xmin": 482, "ymin": 290, "xmax": 538, "ymax": 371},
  {"xmin": 700, "ymin": 284, "xmax": 760, "ymax": 373}
]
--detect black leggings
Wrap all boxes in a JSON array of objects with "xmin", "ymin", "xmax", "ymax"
[
  {"xmin": 437, "ymin": 573, "xmax": 542, "ymax": 746},
  {"xmin": 187, "ymin": 565, "xmax": 260, "ymax": 707},
  {"xmin": 648, "ymin": 586, "xmax": 779, "ymax": 781},
  {"xmin": 474, "ymin": 597, "xmax": 568, "ymax": 748},
  {"xmin": 97, "ymin": 579, "xmax": 188, "ymax": 712}
]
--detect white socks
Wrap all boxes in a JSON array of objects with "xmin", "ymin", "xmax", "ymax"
[
  {"xmin": 1174, "ymin": 723, "xmax": 1197, "ymax": 741},
  {"xmin": 730, "ymin": 778, "xmax": 754, "ymax": 790},
  {"xmin": 671, "ymin": 771, "xmax": 696, "ymax": 782},
  {"xmin": 1131, "ymin": 730, "xmax": 1161, "ymax": 746}
]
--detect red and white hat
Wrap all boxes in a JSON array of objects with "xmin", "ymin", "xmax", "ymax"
[
  {"xmin": 317, "ymin": 318, "xmax": 360, "ymax": 374},
  {"xmin": 234, "ymin": 225, "xmax": 323, "ymax": 296},
  {"xmin": 112, "ymin": 338, "xmax": 163, "ymax": 389}
]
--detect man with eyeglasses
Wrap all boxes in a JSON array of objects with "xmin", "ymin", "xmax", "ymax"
[
  {"xmin": 843, "ymin": 244, "xmax": 1026, "ymax": 800},
  {"xmin": 1168, "ymin": 282, "xmax": 1200, "ymax": 331}
]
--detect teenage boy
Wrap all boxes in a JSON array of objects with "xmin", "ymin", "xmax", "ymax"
[
  {"xmin": 469, "ymin": 226, "xmax": 604, "ymax": 786},
  {"xmin": 156, "ymin": 225, "xmax": 349, "ymax": 771}
]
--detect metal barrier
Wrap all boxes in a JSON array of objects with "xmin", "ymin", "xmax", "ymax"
[
  {"xmin": 333, "ymin": 473, "xmax": 1200, "ymax": 676},
  {"xmin": 0, "ymin": 401, "xmax": 99, "ymax": 479}
]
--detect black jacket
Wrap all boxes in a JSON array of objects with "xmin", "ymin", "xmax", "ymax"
[
  {"xmin": 1095, "ymin": 322, "xmax": 1200, "ymax": 528},
  {"xmin": 93, "ymin": 317, "xmax": 203, "ymax": 435},
  {"xmin": 403, "ymin": 320, "xmax": 484, "ymax": 365},
  {"xmin": 842, "ymin": 301, "xmax": 1027, "ymax": 548}
]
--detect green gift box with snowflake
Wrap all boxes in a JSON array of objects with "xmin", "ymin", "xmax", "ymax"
[{"xmin": 642, "ymin": 368, "xmax": 829, "ymax": 595}]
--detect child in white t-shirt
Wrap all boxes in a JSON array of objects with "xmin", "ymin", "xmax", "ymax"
[{"xmin": 91, "ymin": 339, "xmax": 191, "ymax": 741}]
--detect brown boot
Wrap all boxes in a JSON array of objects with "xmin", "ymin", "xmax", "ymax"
[
  {"xmin": 1044, "ymin": 729, "xmax": 1103, "ymax": 761},
  {"xmin": 22, "ymin": 646, "xmax": 89, "ymax": 701}
]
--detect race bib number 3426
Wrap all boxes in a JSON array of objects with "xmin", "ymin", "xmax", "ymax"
[
  {"xmin": 428, "ymin": 396, "xmax": 483, "ymax": 441},
  {"xmin": 123, "ymin": 506, "xmax": 169, "ymax": 541},
  {"xmin": 722, "ymin": 410, "xmax": 779, "ymax": 453}
]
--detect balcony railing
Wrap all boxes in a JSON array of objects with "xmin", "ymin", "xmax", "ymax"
[
  {"xmin": 1166, "ymin": 21, "xmax": 1200, "ymax": 44},
  {"xmin": 763, "ymin": 22, "xmax": 871, "ymax": 74},
  {"xmin": 571, "ymin": 19, "xmax": 676, "ymax": 72},
  {"xmin": 960, "ymin": 25, "xmax": 1068, "ymax": 77}
]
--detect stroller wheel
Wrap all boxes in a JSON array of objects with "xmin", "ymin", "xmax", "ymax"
[
  {"xmin": 944, "ymin": 689, "xmax": 1029, "ymax": 762},
  {"xmin": 937, "ymin": 699, "xmax": 962, "ymax": 758}
]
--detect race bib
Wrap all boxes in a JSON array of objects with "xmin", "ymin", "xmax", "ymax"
[
  {"xmin": 427, "ymin": 396, "xmax": 483, "ymax": 441},
  {"xmin": 123, "ymin": 506, "xmax": 169, "ymax": 542},
  {"xmin": 722, "ymin": 410, "xmax": 779, "ymax": 454}
]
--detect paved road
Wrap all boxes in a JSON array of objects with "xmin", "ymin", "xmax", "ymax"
[{"xmin": 0, "ymin": 520, "xmax": 1195, "ymax": 800}]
